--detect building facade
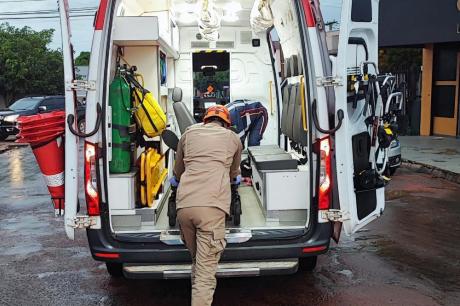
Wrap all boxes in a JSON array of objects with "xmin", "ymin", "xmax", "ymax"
[{"xmin": 380, "ymin": 0, "xmax": 460, "ymax": 137}]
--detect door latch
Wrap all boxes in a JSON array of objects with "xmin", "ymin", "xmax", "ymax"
[
  {"xmin": 66, "ymin": 80, "xmax": 96, "ymax": 91},
  {"xmin": 316, "ymin": 76, "xmax": 343, "ymax": 87},
  {"xmin": 321, "ymin": 209, "xmax": 350, "ymax": 222},
  {"xmin": 68, "ymin": 215, "xmax": 99, "ymax": 229}
]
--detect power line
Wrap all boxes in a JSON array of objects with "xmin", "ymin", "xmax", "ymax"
[
  {"xmin": 0, "ymin": 8, "xmax": 98, "ymax": 15},
  {"xmin": 0, "ymin": 0, "xmax": 49, "ymax": 2},
  {"xmin": 0, "ymin": 14, "xmax": 95, "ymax": 20}
]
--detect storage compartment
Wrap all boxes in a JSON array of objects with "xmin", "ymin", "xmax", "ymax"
[
  {"xmin": 108, "ymin": 171, "xmax": 137, "ymax": 214},
  {"xmin": 251, "ymin": 163, "xmax": 309, "ymax": 222},
  {"xmin": 113, "ymin": 16, "xmax": 159, "ymax": 46}
]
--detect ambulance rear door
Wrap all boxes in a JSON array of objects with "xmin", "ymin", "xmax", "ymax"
[
  {"xmin": 58, "ymin": 0, "xmax": 80, "ymax": 240},
  {"xmin": 333, "ymin": 0, "xmax": 385, "ymax": 236}
]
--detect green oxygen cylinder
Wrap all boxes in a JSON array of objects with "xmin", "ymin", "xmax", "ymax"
[{"xmin": 109, "ymin": 75, "xmax": 132, "ymax": 173}]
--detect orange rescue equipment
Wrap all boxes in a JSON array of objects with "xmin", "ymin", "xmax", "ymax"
[{"xmin": 139, "ymin": 148, "xmax": 168, "ymax": 207}]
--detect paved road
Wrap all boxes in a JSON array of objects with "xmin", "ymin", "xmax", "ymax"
[{"xmin": 0, "ymin": 147, "xmax": 459, "ymax": 305}]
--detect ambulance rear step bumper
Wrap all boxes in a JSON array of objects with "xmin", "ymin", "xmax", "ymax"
[{"xmin": 123, "ymin": 259, "xmax": 299, "ymax": 279}]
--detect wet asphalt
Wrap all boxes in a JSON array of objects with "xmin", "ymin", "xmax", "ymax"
[{"xmin": 0, "ymin": 146, "xmax": 459, "ymax": 306}]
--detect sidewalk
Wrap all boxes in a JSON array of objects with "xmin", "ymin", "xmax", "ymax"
[{"xmin": 399, "ymin": 136, "xmax": 460, "ymax": 183}]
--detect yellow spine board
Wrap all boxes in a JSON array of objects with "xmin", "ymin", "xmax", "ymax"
[
  {"xmin": 140, "ymin": 151, "xmax": 147, "ymax": 206},
  {"xmin": 139, "ymin": 148, "xmax": 167, "ymax": 207}
]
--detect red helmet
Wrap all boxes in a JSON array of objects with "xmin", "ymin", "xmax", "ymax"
[{"xmin": 203, "ymin": 105, "xmax": 231, "ymax": 127}]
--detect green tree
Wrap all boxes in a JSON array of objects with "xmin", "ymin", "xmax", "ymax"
[
  {"xmin": 0, "ymin": 23, "xmax": 64, "ymax": 105},
  {"xmin": 75, "ymin": 51, "xmax": 90, "ymax": 66}
]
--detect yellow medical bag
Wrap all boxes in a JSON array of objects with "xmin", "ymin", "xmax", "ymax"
[
  {"xmin": 139, "ymin": 148, "xmax": 168, "ymax": 207},
  {"xmin": 132, "ymin": 88, "xmax": 167, "ymax": 138}
]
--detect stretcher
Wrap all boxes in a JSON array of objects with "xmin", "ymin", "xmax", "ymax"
[{"xmin": 139, "ymin": 148, "xmax": 168, "ymax": 207}]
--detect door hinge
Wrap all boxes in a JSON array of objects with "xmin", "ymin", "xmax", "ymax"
[
  {"xmin": 321, "ymin": 209, "xmax": 350, "ymax": 222},
  {"xmin": 316, "ymin": 76, "xmax": 343, "ymax": 87},
  {"xmin": 66, "ymin": 80, "xmax": 96, "ymax": 91},
  {"xmin": 68, "ymin": 215, "xmax": 98, "ymax": 229}
]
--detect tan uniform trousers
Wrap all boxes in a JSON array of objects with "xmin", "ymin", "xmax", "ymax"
[{"xmin": 178, "ymin": 206, "xmax": 227, "ymax": 306}]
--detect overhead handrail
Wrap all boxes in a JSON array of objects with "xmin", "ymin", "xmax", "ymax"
[{"xmin": 300, "ymin": 76, "xmax": 308, "ymax": 132}]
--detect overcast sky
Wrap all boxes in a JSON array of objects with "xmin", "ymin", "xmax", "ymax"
[{"xmin": 0, "ymin": 0, "xmax": 342, "ymax": 57}]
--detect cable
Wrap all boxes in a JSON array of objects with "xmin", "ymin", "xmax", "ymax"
[
  {"xmin": 0, "ymin": 8, "xmax": 97, "ymax": 15},
  {"xmin": 0, "ymin": 14, "xmax": 95, "ymax": 20},
  {"xmin": 0, "ymin": 0, "xmax": 49, "ymax": 2}
]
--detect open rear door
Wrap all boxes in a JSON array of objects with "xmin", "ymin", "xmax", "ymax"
[
  {"xmin": 334, "ymin": 0, "xmax": 385, "ymax": 235},
  {"xmin": 58, "ymin": 0, "xmax": 78, "ymax": 240}
]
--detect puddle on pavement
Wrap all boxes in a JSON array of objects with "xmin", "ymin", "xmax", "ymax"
[
  {"xmin": 386, "ymin": 190, "xmax": 411, "ymax": 200},
  {"xmin": 0, "ymin": 243, "xmax": 43, "ymax": 256}
]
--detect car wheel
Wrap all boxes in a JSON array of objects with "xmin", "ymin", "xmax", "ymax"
[
  {"xmin": 299, "ymin": 256, "xmax": 317, "ymax": 272},
  {"xmin": 78, "ymin": 118, "xmax": 86, "ymax": 134},
  {"xmin": 106, "ymin": 262, "xmax": 123, "ymax": 277},
  {"xmin": 389, "ymin": 167, "xmax": 397, "ymax": 176},
  {"xmin": 0, "ymin": 130, "xmax": 8, "ymax": 141}
]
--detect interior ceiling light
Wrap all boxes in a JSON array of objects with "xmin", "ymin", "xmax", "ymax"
[
  {"xmin": 222, "ymin": 12, "xmax": 239, "ymax": 22},
  {"xmin": 175, "ymin": 2, "xmax": 199, "ymax": 13},
  {"xmin": 223, "ymin": 2, "xmax": 242, "ymax": 13},
  {"xmin": 179, "ymin": 12, "xmax": 197, "ymax": 23}
]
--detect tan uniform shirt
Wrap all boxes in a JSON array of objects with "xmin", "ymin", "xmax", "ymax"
[{"xmin": 174, "ymin": 122, "xmax": 243, "ymax": 215}]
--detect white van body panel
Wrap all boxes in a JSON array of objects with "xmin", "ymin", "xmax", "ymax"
[
  {"xmin": 334, "ymin": 0, "xmax": 385, "ymax": 235},
  {"xmin": 58, "ymin": 0, "xmax": 78, "ymax": 240}
]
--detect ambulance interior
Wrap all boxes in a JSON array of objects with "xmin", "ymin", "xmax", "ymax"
[{"xmin": 106, "ymin": 0, "xmax": 313, "ymax": 234}]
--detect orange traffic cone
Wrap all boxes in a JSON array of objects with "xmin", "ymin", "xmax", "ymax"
[{"xmin": 31, "ymin": 137, "xmax": 65, "ymax": 216}]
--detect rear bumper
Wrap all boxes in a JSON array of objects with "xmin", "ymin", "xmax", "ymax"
[
  {"xmin": 123, "ymin": 259, "xmax": 299, "ymax": 279},
  {"xmin": 86, "ymin": 222, "xmax": 332, "ymax": 264}
]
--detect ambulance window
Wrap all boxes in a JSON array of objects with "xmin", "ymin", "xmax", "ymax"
[
  {"xmin": 192, "ymin": 51, "xmax": 230, "ymax": 122},
  {"xmin": 351, "ymin": 0, "xmax": 372, "ymax": 22}
]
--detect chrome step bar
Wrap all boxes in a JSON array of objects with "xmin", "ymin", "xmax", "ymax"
[
  {"xmin": 160, "ymin": 229, "xmax": 252, "ymax": 245},
  {"xmin": 123, "ymin": 259, "xmax": 299, "ymax": 279}
]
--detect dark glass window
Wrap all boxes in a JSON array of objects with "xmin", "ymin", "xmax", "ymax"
[
  {"xmin": 41, "ymin": 98, "xmax": 64, "ymax": 111},
  {"xmin": 433, "ymin": 47, "xmax": 458, "ymax": 81},
  {"xmin": 351, "ymin": 0, "xmax": 372, "ymax": 22},
  {"xmin": 432, "ymin": 86, "xmax": 456, "ymax": 118}
]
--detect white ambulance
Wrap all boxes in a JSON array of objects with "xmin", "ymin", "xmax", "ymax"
[{"xmin": 60, "ymin": 0, "xmax": 389, "ymax": 278}]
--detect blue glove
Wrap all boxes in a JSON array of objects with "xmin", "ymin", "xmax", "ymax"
[
  {"xmin": 169, "ymin": 176, "xmax": 179, "ymax": 187},
  {"xmin": 231, "ymin": 175, "xmax": 242, "ymax": 185}
]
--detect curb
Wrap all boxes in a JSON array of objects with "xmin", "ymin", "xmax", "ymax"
[{"xmin": 402, "ymin": 159, "xmax": 460, "ymax": 184}]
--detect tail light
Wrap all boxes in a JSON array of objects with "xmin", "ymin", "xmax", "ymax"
[
  {"xmin": 85, "ymin": 141, "xmax": 100, "ymax": 216},
  {"xmin": 318, "ymin": 137, "xmax": 331, "ymax": 210}
]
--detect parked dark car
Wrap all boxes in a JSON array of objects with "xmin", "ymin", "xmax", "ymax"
[{"xmin": 0, "ymin": 96, "xmax": 85, "ymax": 141}]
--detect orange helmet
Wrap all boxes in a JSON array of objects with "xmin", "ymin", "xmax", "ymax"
[{"xmin": 203, "ymin": 105, "xmax": 231, "ymax": 127}]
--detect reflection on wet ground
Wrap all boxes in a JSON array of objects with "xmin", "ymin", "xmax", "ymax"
[{"xmin": 0, "ymin": 148, "xmax": 459, "ymax": 305}]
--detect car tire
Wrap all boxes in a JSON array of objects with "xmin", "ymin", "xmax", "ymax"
[
  {"xmin": 77, "ymin": 118, "xmax": 86, "ymax": 134},
  {"xmin": 106, "ymin": 262, "xmax": 124, "ymax": 277},
  {"xmin": 0, "ymin": 129, "xmax": 8, "ymax": 141},
  {"xmin": 389, "ymin": 167, "xmax": 397, "ymax": 176},
  {"xmin": 299, "ymin": 256, "xmax": 317, "ymax": 272}
]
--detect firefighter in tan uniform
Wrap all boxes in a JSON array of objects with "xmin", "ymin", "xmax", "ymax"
[{"xmin": 173, "ymin": 105, "xmax": 243, "ymax": 306}]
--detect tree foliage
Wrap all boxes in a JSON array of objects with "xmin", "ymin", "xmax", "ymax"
[
  {"xmin": 0, "ymin": 23, "xmax": 64, "ymax": 105},
  {"xmin": 75, "ymin": 51, "xmax": 90, "ymax": 66},
  {"xmin": 379, "ymin": 48, "xmax": 422, "ymax": 73}
]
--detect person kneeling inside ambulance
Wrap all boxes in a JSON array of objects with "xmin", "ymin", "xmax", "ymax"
[
  {"xmin": 173, "ymin": 105, "xmax": 242, "ymax": 306},
  {"xmin": 225, "ymin": 99, "xmax": 268, "ymax": 147}
]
